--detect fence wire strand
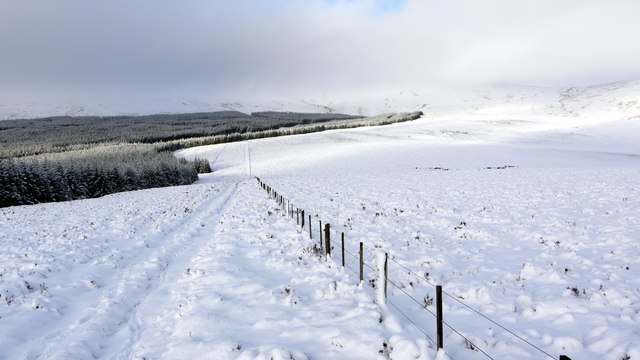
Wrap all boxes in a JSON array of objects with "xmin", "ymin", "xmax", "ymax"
[
  {"xmin": 386, "ymin": 278, "xmax": 437, "ymax": 318},
  {"xmin": 343, "ymin": 247, "xmax": 360, "ymax": 262},
  {"xmin": 257, "ymin": 180, "xmax": 558, "ymax": 360},
  {"xmin": 441, "ymin": 291, "xmax": 556, "ymax": 360},
  {"xmin": 386, "ymin": 300, "xmax": 438, "ymax": 348},
  {"xmin": 442, "ymin": 320, "xmax": 495, "ymax": 360},
  {"xmin": 387, "ymin": 254, "xmax": 556, "ymax": 360},
  {"xmin": 388, "ymin": 255, "xmax": 439, "ymax": 288}
]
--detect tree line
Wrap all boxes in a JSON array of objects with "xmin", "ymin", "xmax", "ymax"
[{"xmin": 0, "ymin": 110, "xmax": 422, "ymax": 208}]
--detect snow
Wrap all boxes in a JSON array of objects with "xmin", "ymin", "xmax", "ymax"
[
  {"xmin": 1, "ymin": 83, "xmax": 640, "ymax": 359},
  {"xmin": 2, "ymin": 80, "xmax": 639, "ymax": 120}
]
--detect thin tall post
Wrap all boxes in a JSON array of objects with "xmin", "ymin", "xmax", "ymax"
[
  {"xmin": 436, "ymin": 285, "xmax": 443, "ymax": 349},
  {"xmin": 341, "ymin": 232, "xmax": 345, "ymax": 267},
  {"xmin": 301, "ymin": 210, "xmax": 305, "ymax": 229},
  {"xmin": 324, "ymin": 223, "xmax": 331, "ymax": 256},
  {"xmin": 359, "ymin": 242, "xmax": 364, "ymax": 283},
  {"xmin": 308, "ymin": 215, "xmax": 312, "ymax": 239},
  {"xmin": 319, "ymin": 220, "xmax": 322, "ymax": 248},
  {"xmin": 384, "ymin": 253, "xmax": 388, "ymax": 301}
]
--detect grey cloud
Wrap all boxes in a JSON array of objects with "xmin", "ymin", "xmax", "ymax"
[{"xmin": 1, "ymin": 0, "xmax": 639, "ymax": 105}]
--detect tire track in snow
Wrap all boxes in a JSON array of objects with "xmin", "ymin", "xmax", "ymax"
[
  {"xmin": 128, "ymin": 180, "xmax": 392, "ymax": 360},
  {"xmin": 33, "ymin": 182, "xmax": 241, "ymax": 360},
  {"xmin": 244, "ymin": 140, "xmax": 252, "ymax": 178},
  {"xmin": 210, "ymin": 143, "xmax": 228, "ymax": 171}
]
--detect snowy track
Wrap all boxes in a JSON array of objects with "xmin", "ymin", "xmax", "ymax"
[
  {"xmin": 0, "ymin": 181, "xmax": 238, "ymax": 359},
  {"xmin": 129, "ymin": 181, "xmax": 388, "ymax": 359},
  {"xmin": 1, "ymin": 141, "xmax": 396, "ymax": 359},
  {"xmin": 47, "ymin": 182, "xmax": 241, "ymax": 360},
  {"xmin": 0, "ymin": 179, "xmax": 393, "ymax": 359}
]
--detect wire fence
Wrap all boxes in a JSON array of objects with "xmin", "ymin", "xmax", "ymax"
[{"xmin": 255, "ymin": 177, "xmax": 569, "ymax": 360}]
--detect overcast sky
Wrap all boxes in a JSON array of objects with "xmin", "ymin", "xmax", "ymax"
[{"xmin": 1, "ymin": 0, "xmax": 639, "ymax": 104}]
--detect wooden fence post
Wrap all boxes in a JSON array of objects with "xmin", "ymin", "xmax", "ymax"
[
  {"xmin": 324, "ymin": 223, "xmax": 331, "ymax": 256},
  {"xmin": 359, "ymin": 242, "xmax": 364, "ymax": 283},
  {"xmin": 384, "ymin": 253, "xmax": 388, "ymax": 301},
  {"xmin": 436, "ymin": 285, "xmax": 443, "ymax": 349},
  {"xmin": 296, "ymin": 208, "xmax": 299, "ymax": 225},
  {"xmin": 319, "ymin": 220, "xmax": 322, "ymax": 249},
  {"xmin": 341, "ymin": 232, "xmax": 345, "ymax": 267},
  {"xmin": 301, "ymin": 210, "xmax": 305, "ymax": 229},
  {"xmin": 308, "ymin": 215, "xmax": 312, "ymax": 239}
]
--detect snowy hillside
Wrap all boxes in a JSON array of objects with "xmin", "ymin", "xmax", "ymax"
[
  {"xmin": 2, "ymin": 81, "xmax": 639, "ymax": 120},
  {"xmin": 1, "ymin": 84, "xmax": 640, "ymax": 359}
]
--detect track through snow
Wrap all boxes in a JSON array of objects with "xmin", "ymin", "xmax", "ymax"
[
  {"xmin": 128, "ymin": 180, "xmax": 389, "ymax": 360},
  {"xmin": 39, "ymin": 183, "xmax": 241, "ymax": 359},
  {"xmin": 1, "ymin": 140, "xmax": 398, "ymax": 359}
]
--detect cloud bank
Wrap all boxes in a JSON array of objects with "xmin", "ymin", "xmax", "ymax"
[{"xmin": 1, "ymin": 0, "xmax": 639, "ymax": 105}]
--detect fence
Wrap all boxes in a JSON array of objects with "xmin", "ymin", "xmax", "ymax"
[{"xmin": 255, "ymin": 177, "xmax": 572, "ymax": 360}]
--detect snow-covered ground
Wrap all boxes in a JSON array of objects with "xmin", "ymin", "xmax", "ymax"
[{"xmin": 2, "ymin": 84, "xmax": 640, "ymax": 359}]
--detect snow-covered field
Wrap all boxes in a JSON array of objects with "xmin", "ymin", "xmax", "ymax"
[{"xmin": 1, "ymin": 85, "xmax": 640, "ymax": 359}]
